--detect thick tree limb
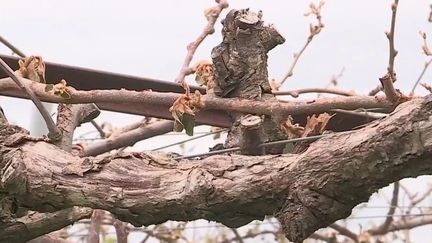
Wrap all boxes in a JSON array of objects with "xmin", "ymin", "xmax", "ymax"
[
  {"xmin": 0, "ymin": 207, "xmax": 92, "ymax": 242},
  {"xmin": 0, "ymin": 58, "xmax": 61, "ymax": 140},
  {"xmin": 0, "ymin": 96, "xmax": 431, "ymax": 242},
  {"xmin": 78, "ymin": 120, "xmax": 174, "ymax": 156},
  {"xmin": 54, "ymin": 103, "xmax": 100, "ymax": 151},
  {"xmin": 0, "ymin": 77, "xmax": 391, "ymax": 118}
]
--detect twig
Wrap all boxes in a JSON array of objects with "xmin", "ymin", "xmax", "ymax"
[
  {"xmin": 0, "ymin": 106, "xmax": 7, "ymax": 124},
  {"xmin": 317, "ymin": 67, "xmax": 345, "ymax": 98},
  {"xmin": 387, "ymin": 0, "xmax": 399, "ymax": 81},
  {"xmin": 410, "ymin": 58, "xmax": 432, "ymax": 95},
  {"xmin": 309, "ymin": 233, "xmax": 334, "ymax": 243},
  {"xmin": 274, "ymin": 87, "xmax": 355, "ymax": 98},
  {"xmin": 411, "ymin": 186, "xmax": 432, "ymax": 206},
  {"xmin": 112, "ymin": 218, "xmax": 129, "ymax": 243},
  {"xmin": 411, "ymin": 32, "xmax": 432, "ymax": 95},
  {"xmin": 370, "ymin": 0, "xmax": 400, "ymax": 99},
  {"xmin": 88, "ymin": 210, "xmax": 104, "ymax": 243},
  {"xmin": 368, "ymin": 181, "xmax": 400, "ymax": 235},
  {"xmin": 279, "ymin": 1, "xmax": 325, "ymax": 86},
  {"xmin": 175, "ymin": 0, "xmax": 229, "ymax": 93},
  {"xmin": 0, "ymin": 35, "xmax": 26, "ymax": 57},
  {"xmin": 229, "ymin": 228, "xmax": 245, "ymax": 243},
  {"xmin": 421, "ymin": 82, "xmax": 432, "ymax": 93},
  {"xmin": 327, "ymin": 67, "xmax": 345, "ymax": 88},
  {"xmin": 381, "ymin": 0, "xmax": 402, "ymax": 104},
  {"xmin": 0, "ymin": 57, "xmax": 62, "ymax": 140},
  {"xmin": 224, "ymin": 230, "xmax": 279, "ymax": 243},
  {"xmin": 330, "ymin": 223, "xmax": 358, "ymax": 242},
  {"xmin": 91, "ymin": 120, "xmax": 106, "ymax": 138}
]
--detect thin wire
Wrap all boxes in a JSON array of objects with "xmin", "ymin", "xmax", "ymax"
[
  {"xmin": 152, "ymin": 129, "xmax": 226, "ymax": 151},
  {"xmin": 175, "ymin": 134, "xmax": 326, "ymax": 160}
]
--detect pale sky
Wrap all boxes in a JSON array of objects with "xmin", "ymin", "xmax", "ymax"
[{"xmin": 1, "ymin": 1, "xmax": 432, "ymax": 242}]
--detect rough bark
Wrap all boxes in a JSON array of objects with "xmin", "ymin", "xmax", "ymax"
[
  {"xmin": 0, "ymin": 96, "xmax": 431, "ymax": 242},
  {"xmin": 54, "ymin": 103, "xmax": 100, "ymax": 151},
  {"xmin": 0, "ymin": 207, "xmax": 92, "ymax": 242},
  {"xmin": 212, "ymin": 9, "xmax": 288, "ymax": 153},
  {"xmin": 0, "ymin": 77, "xmax": 391, "ymax": 119}
]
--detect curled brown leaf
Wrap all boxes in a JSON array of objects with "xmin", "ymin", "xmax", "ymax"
[{"xmin": 18, "ymin": 55, "xmax": 46, "ymax": 83}]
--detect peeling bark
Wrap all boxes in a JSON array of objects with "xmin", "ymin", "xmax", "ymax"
[{"xmin": 0, "ymin": 96, "xmax": 431, "ymax": 242}]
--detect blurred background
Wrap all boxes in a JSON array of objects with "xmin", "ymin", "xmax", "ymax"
[{"xmin": 1, "ymin": 1, "xmax": 432, "ymax": 242}]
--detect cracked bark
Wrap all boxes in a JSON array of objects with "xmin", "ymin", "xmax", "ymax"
[
  {"xmin": 0, "ymin": 96, "xmax": 431, "ymax": 242},
  {"xmin": 211, "ymin": 9, "xmax": 288, "ymax": 153}
]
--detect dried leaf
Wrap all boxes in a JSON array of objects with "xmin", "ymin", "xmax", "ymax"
[
  {"xmin": 303, "ymin": 113, "xmax": 333, "ymax": 137},
  {"xmin": 182, "ymin": 113, "xmax": 195, "ymax": 136},
  {"xmin": 194, "ymin": 60, "xmax": 217, "ymax": 94},
  {"xmin": 281, "ymin": 116, "xmax": 304, "ymax": 138},
  {"xmin": 18, "ymin": 56, "xmax": 46, "ymax": 83},
  {"xmin": 169, "ymin": 92, "xmax": 203, "ymax": 136},
  {"xmin": 45, "ymin": 79, "xmax": 73, "ymax": 99}
]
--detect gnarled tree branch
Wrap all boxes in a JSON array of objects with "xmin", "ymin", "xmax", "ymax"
[{"xmin": 0, "ymin": 96, "xmax": 431, "ymax": 242}]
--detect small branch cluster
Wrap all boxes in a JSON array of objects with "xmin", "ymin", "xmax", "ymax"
[
  {"xmin": 411, "ymin": 31, "xmax": 432, "ymax": 95},
  {"xmin": 278, "ymin": 1, "xmax": 325, "ymax": 87}
]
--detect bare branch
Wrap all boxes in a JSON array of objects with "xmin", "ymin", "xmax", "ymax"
[
  {"xmin": 175, "ymin": 0, "xmax": 229, "ymax": 87},
  {"xmin": 113, "ymin": 218, "xmax": 129, "ymax": 243},
  {"xmin": 371, "ymin": 0, "xmax": 402, "ymax": 100},
  {"xmin": 78, "ymin": 120, "xmax": 174, "ymax": 156},
  {"xmin": 229, "ymin": 228, "xmax": 245, "ymax": 243},
  {"xmin": 367, "ymin": 181, "xmax": 400, "ymax": 235},
  {"xmin": 0, "ymin": 57, "xmax": 62, "ymax": 140},
  {"xmin": 329, "ymin": 223, "xmax": 358, "ymax": 242},
  {"xmin": 274, "ymin": 87, "xmax": 355, "ymax": 98},
  {"xmin": 410, "ymin": 58, "xmax": 432, "ymax": 95},
  {"xmin": 0, "ymin": 35, "xmax": 26, "ymax": 57},
  {"xmin": 279, "ymin": 1, "xmax": 325, "ymax": 86},
  {"xmin": 1, "ymin": 96, "xmax": 431, "ymax": 242},
  {"xmin": 0, "ymin": 77, "xmax": 392, "ymax": 121},
  {"xmin": 386, "ymin": 0, "xmax": 399, "ymax": 81},
  {"xmin": 91, "ymin": 120, "xmax": 106, "ymax": 138},
  {"xmin": 0, "ymin": 207, "xmax": 92, "ymax": 242},
  {"xmin": 421, "ymin": 82, "xmax": 432, "ymax": 93},
  {"xmin": 88, "ymin": 210, "xmax": 104, "ymax": 243},
  {"xmin": 54, "ymin": 103, "xmax": 100, "ymax": 151}
]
